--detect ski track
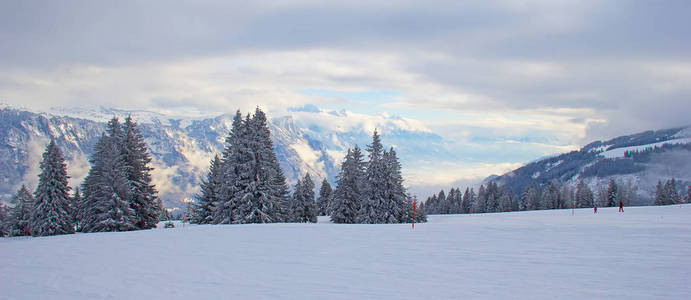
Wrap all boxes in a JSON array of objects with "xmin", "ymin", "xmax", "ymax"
[{"xmin": 2, "ymin": 205, "xmax": 690, "ymax": 299}]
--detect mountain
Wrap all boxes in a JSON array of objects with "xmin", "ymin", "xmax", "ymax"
[
  {"xmin": 0, "ymin": 106, "xmax": 337, "ymax": 210},
  {"xmin": 492, "ymin": 126, "xmax": 691, "ymax": 204}
]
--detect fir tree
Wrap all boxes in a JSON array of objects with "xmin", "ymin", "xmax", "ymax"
[
  {"xmin": 654, "ymin": 180, "xmax": 664, "ymax": 206},
  {"xmin": 71, "ymin": 187, "xmax": 81, "ymax": 225},
  {"xmin": 522, "ymin": 184, "xmax": 540, "ymax": 211},
  {"xmin": 215, "ymin": 111, "xmax": 244, "ymax": 224},
  {"xmin": 461, "ymin": 188, "xmax": 472, "ymax": 213},
  {"xmin": 31, "ymin": 140, "xmax": 74, "ymax": 236},
  {"xmin": 0, "ymin": 203, "xmax": 8, "ymax": 237},
  {"xmin": 575, "ymin": 180, "xmax": 594, "ymax": 208},
  {"xmin": 381, "ymin": 148, "xmax": 408, "ymax": 222},
  {"xmin": 359, "ymin": 130, "xmax": 388, "ymax": 223},
  {"xmin": 192, "ymin": 155, "xmax": 222, "ymax": 224},
  {"xmin": 316, "ymin": 178, "xmax": 333, "ymax": 216},
  {"xmin": 8, "ymin": 185, "xmax": 34, "ymax": 236},
  {"xmin": 663, "ymin": 179, "xmax": 679, "ymax": 205},
  {"xmin": 122, "ymin": 116, "xmax": 160, "ymax": 229},
  {"xmin": 606, "ymin": 179, "xmax": 618, "ymax": 207},
  {"xmin": 540, "ymin": 181, "xmax": 559, "ymax": 210},
  {"xmin": 80, "ymin": 133, "xmax": 136, "ymax": 232},
  {"xmin": 291, "ymin": 174, "xmax": 317, "ymax": 223},
  {"xmin": 330, "ymin": 147, "xmax": 364, "ymax": 223}
]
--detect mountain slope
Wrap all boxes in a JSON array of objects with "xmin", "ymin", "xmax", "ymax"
[{"xmin": 493, "ymin": 126, "xmax": 691, "ymax": 203}]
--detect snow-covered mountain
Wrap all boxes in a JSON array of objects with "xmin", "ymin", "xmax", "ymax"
[
  {"xmin": 0, "ymin": 105, "xmax": 451, "ymax": 209},
  {"xmin": 492, "ymin": 126, "xmax": 691, "ymax": 204}
]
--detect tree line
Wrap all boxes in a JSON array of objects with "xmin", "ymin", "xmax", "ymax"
[
  {"xmin": 0, "ymin": 116, "xmax": 161, "ymax": 237},
  {"xmin": 424, "ymin": 177, "xmax": 690, "ymax": 215},
  {"xmin": 190, "ymin": 108, "xmax": 425, "ymax": 225}
]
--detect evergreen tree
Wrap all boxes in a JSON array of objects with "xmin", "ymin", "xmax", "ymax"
[
  {"xmin": 461, "ymin": 188, "xmax": 472, "ymax": 213},
  {"xmin": 475, "ymin": 185, "xmax": 487, "ymax": 213},
  {"xmin": 522, "ymin": 184, "xmax": 540, "ymax": 211},
  {"xmin": 8, "ymin": 185, "xmax": 34, "ymax": 236},
  {"xmin": 192, "ymin": 155, "xmax": 222, "ymax": 224},
  {"xmin": 31, "ymin": 140, "xmax": 74, "ymax": 236},
  {"xmin": 0, "ymin": 203, "xmax": 8, "ymax": 237},
  {"xmin": 316, "ymin": 178, "xmax": 333, "ymax": 216},
  {"xmin": 663, "ymin": 179, "xmax": 679, "ymax": 205},
  {"xmin": 686, "ymin": 185, "xmax": 691, "ymax": 204},
  {"xmin": 606, "ymin": 179, "xmax": 618, "ymax": 207},
  {"xmin": 575, "ymin": 180, "xmax": 594, "ymax": 208},
  {"xmin": 359, "ymin": 130, "xmax": 388, "ymax": 223},
  {"xmin": 291, "ymin": 174, "xmax": 317, "ymax": 223},
  {"xmin": 122, "ymin": 116, "xmax": 160, "ymax": 229},
  {"xmin": 330, "ymin": 147, "xmax": 364, "ymax": 223},
  {"xmin": 215, "ymin": 111, "xmax": 244, "ymax": 224},
  {"xmin": 654, "ymin": 180, "xmax": 664, "ymax": 206},
  {"xmin": 540, "ymin": 181, "xmax": 559, "ymax": 210},
  {"xmin": 382, "ymin": 148, "xmax": 409, "ymax": 222},
  {"xmin": 80, "ymin": 133, "xmax": 136, "ymax": 232},
  {"xmin": 71, "ymin": 187, "xmax": 81, "ymax": 225}
]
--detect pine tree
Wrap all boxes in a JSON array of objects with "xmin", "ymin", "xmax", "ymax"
[
  {"xmin": 80, "ymin": 133, "xmax": 136, "ymax": 232},
  {"xmin": 316, "ymin": 178, "xmax": 333, "ymax": 216},
  {"xmin": 540, "ymin": 181, "xmax": 559, "ymax": 210},
  {"xmin": 122, "ymin": 116, "xmax": 160, "ymax": 229},
  {"xmin": 461, "ymin": 188, "xmax": 472, "ymax": 213},
  {"xmin": 663, "ymin": 179, "xmax": 679, "ymax": 205},
  {"xmin": 606, "ymin": 179, "xmax": 618, "ymax": 207},
  {"xmin": 654, "ymin": 180, "xmax": 664, "ymax": 206},
  {"xmin": 359, "ymin": 130, "xmax": 388, "ymax": 223},
  {"xmin": 330, "ymin": 147, "xmax": 364, "ymax": 223},
  {"xmin": 686, "ymin": 185, "xmax": 691, "ymax": 204},
  {"xmin": 8, "ymin": 185, "xmax": 34, "ymax": 236},
  {"xmin": 31, "ymin": 140, "xmax": 75, "ymax": 236},
  {"xmin": 576, "ymin": 180, "xmax": 594, "ymax": 208},
  {"xmin": 292, "ymin": 174, "xmax": 317, "ymax": 223},
  {"xmin": 215, "ymin": 111, "xmax": 244, "ymax": 224},
  {"xmin": 192, "ymin": 155, "xmax": 222, "ymax": 224},
  {"xmin": 382, "ymin": 148, "xmax": 408, "ymax": 222},
  {"xmin": 71, "ymin": 187, "xmax": 81, "ymax": 225},
  {"xmin": 0, "ymin": 203, "xmax": 8, "ymax": 237}
]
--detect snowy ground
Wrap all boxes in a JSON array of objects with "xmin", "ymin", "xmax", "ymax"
[{"xmin": 2, "ymin": 205, "xmax": 690, "ymax": 299}]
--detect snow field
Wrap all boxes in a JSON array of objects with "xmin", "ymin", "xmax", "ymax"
[{"xmin": 2, "ymin": 205, "xmax": 690, "ymax": 299}]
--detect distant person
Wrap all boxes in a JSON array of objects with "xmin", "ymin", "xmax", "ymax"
[
  {"xmin": 594, "ymin": 203, "xmax": 597, "ymax": 214},
  {"xmin": 619, "ymin": 201, "xmax": 624, "ymax": 212}
]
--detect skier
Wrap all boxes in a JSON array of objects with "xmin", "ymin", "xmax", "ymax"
[
  {"xmin": 594, "ymin": 202, "xmax": 597, "ymax": 214},
  {"xmin": 619, "ymin": 201, "xmax": 624, "ymax": 212}
]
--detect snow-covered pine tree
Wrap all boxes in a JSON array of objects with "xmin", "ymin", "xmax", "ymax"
[
  {"xmin": 122, "ymin": 116, "xmax": 160, "ymax": 229},
  {"xmin": 475, "ymin": 185, "xmax": 487, "ymax": 213},
  {"xmin": 292, "ymin": 174, "xmax": 317, "ymax": 223},
  {"xmin": 686, "ymin": 184, "xmax": 691, "ymax": 204},
  {"xmin": 215, "ymin": 110, "xmax": 244, "ymax": 224},
  {"xmin": 230, "ymin": 108, "xmax": 286, "ymax": 224},
  {"xmin": 523, "ymin": 184, "xmax": 540, "ymax": 210},
  {"xmin": 71, "ymin": 187, "xmax": 81, "ymax": 225},
  {"xmin": 654, "ymin": 180, "xmax": 664, "ymax": 206},
  {"xmin": 382, "ymin": 148, "xmax": 408, "ymax": 222},
  {"xmin": 663, "ymin": 179, "xmax": 679, "ymax": 205},
  {"xmin": 606, "ymin": 179, "xmax": 618, "ymax": 207},
  {"xmin": 316, "ymin": 178, "xmax": 333, "ymax": 216},
  {"xmin": 80, "ymin": 132, "xmax": 136, "ymax": 232},
  {"xmin": 436, "ymin": 190, "xmax": 447, "ymax": 214},
  {"xmin": 485, "ymin": 182, "xmax": 500, "ymax": 213},
  {"xmin": 359, "ymin": 130, "xmax": 389, "ymax": 223},
  {"xmin": 461, "ymin": 188, "xmax": 472, "ymax": 213},
  {"xmin": 330, "ymin": 147, "xmax": 365, "ymax": 223},
  {"xmin": 0, "ymin": 202, "xmax": 7, "ymax": 237},
  {"xmin": 30, "ymin": 140, "xmax": 74, "ymax": 236},
  {"xmin": 8, "ymin": 185, "xmax": 34, "ymax": 236},
  {"xmin": 192, "ymin": 155, "xmax": 223, "ymax": 224},
  {"xmin": 540, "ymin": 181, "xmax": 559, "ymax": 210},
  {"xmin": 576, "ymin": 180, "xmax": 594, "ymax": 208},
  {"xmin": 560, "ymin": 185, "xmax": 573, "ymax": 209}
]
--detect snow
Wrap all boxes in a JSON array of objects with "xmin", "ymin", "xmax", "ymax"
[
  {"xmin": 2, "ymin": 205, "xmax": 691, "ymax": 299},
  {"xmin": 600, "ymin": 138, "xmax": 691, "ymax": 159}
]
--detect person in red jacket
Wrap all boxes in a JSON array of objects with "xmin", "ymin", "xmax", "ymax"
[{"xmin": 619, "ymin": 201, "xmax": 624, "ymax": 212}]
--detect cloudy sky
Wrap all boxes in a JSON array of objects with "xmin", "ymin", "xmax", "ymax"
[{"xmin": 2, "ymin": 0, "xmax": 690, "ymax": 193}]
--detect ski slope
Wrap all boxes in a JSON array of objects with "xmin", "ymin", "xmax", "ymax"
[{"xmin": 2, "ymin": 205, "xmax": 690, "ymax": 299}]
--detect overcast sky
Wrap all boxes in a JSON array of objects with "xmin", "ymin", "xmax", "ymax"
[{"xmin": 2, "ymin": 0, "xmax": 690, "ymax": 192}]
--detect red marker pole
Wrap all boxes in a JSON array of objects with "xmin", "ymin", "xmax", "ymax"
[
  {"xmin": 412, "ymin": 202, "xmax": 415, "ymax": 229},
  {"xmin": 572, "ymin": 201, "xmax": 575, "ymax": 216}
]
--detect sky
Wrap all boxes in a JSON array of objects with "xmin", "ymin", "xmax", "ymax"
[{"xmin": 1, "ymin": 0, "xmax": 690, "ymax": 194}]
